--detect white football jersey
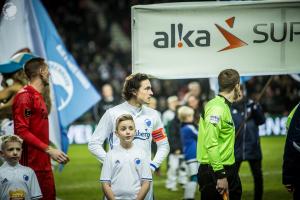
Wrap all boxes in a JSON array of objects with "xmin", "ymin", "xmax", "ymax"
[
  {"xmin": 100, "ymin": 144, "xmax": 152, "ymax": 200},
  {"xmin": 0, "ymin": 162, "xmax": 42, "ymax": 200},
  {"xmin": 89, "ymin": 101, "xmax": 169, "ymax": 170}
]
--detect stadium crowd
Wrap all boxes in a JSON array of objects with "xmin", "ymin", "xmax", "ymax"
[{"xmin": 41, "ymin": 0, "xmax": 300, "ymax": 124}]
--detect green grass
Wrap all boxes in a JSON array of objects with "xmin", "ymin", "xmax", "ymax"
[{"xmin": 54, "ymin": 136, "xmax": 293, "ymax": 200}]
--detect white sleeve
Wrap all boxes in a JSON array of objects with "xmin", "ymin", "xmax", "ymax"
[
  {"xmin": 100, "ymin": 153, "xmax": 112, "ymax": 183},
  {"xmin": 29, "ymin": 169, "xmax": 42, "ymax": 200},
  {"xmin": 141, "ymin": 156, "xmax": 152, "ymax": 182},
  {"xmin": 88, "ymin": 110, "xmax": 113, "ymax": 163},
  {"xmin": 150, "ymin": 111, "xmax": 170, "ymax": 171}
]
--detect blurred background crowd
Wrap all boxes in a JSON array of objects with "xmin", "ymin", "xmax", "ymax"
[{"xmin": 33, "ymin": 0, "xmax": 300, "ymax": 124}]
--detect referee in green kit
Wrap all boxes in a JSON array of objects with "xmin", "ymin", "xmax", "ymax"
[{"xmin": 197, "ymin": 69, "xmax": 242, "ymax": 200}]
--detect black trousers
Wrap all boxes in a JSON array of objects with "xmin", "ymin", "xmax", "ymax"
[
  {"xmin": 197, "ymin": 164, "xmax": 242, "ymax": 200},
  {"xmin": 294, "ymin": 184, "xmax": 300, "ymax": 200},
  {"xmin": 236, "ymin": 160, "xmax": 263, "ymax": 200}
]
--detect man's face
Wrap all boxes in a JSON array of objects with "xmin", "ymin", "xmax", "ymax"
[
  {"xmin": 0, "ymin": 141, "xmax": 22, "ymax": 166},
  {"xmin": 187, "ymin": 96, "xmax": 199, "ymax": 109},
  {"xmin": 135, "ymin": 79, "xmax": 153, "ymax": 105}
]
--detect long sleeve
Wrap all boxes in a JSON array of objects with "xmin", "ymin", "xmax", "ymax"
[
  {"xmin": 150, "ymin": 111, "xmax": 170, "ymax": 170},
  {"xmin": 88, "ymin": 110, "xmax": 113, "ymax": 163},
  {"xmin": 13, "ymin": 92, "xmax": 48, "ymax": 151},
  {"xmin": 151, "ymin": 138, "xmax": 170, "ymax": 170},
  {"xmin": 204, "ymin": 121, "xmax": 223, "ymax": 171},
  {"xmin": 204, "ymin": 107, "xmax": 223, "ymax": 172}
]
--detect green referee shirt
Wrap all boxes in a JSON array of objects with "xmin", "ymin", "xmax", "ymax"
[{"xmin": 197, "ymin": 95, "xmax": 235, "ymax": 174}]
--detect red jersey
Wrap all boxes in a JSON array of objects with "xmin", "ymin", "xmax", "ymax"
[{"xmin": 12, "ymin": 85, "xmax": 51, "ymax": 171}]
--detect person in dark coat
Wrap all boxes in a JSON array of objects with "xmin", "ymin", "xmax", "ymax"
[
  {"xmin": 231, "ymin": 90, "xmax": 265, "ymax": 200},
  {"xmin": 282, "ymin": 103, "xmax": 300, "ymax": 200}
]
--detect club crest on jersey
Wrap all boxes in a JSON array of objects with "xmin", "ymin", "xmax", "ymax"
[
  {"xmin": 135, "ymin": 158, "xmax": 141, "ymax": 165},
  {"xmin": 24, "ymin": 108, "xmax": 31, "ymax": 118},
  {"xmin": 144, "ymin": 119, "xmax": 152, "ymax": 128},
  {"xmin": 210, "ymin": 115, "xmax": 220, "ymax": 124},
  {"xmin": 23, "ymin": 175, "xmax": 29, "ymax": 181}
]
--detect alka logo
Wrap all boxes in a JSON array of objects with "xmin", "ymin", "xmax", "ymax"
[{"xmin": 153, "ymin": 16, "xmax": 300, "ymax": 52}]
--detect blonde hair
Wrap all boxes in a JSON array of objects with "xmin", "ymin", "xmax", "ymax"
[
  {"xmin": 167, "ymin": 96, "xmax": 178, "ymax": 104},
  {"xmin": 0, "ymin": 135, "xmax": 23, "ymax": 151},
  {"xmin": 178, "ymin": 106, "xmax": 194, "ymax": 122},
  {"xmin": 115, "ymin": 114, "xmax": 135, "ymax": 132}
]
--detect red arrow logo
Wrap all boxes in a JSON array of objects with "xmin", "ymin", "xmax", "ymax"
[{"xmin": 215, "ymin": 17, "xmax": 248, "ymax": 52}]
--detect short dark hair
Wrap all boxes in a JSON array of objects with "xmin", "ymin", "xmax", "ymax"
[
  {"xmin": 24, "ymin": 57, "xmax": 47, "ymax": 80},
  {"xmin": 218, "ymin": 69, "xmax": 240, "ymax": 92},
  {"xmin": 115, "ymin": 114, "xmax": 135, "ymax": 131},
  {"xmin": 122, "ymin": 73, "xmax": 149, "ymax": 101}
]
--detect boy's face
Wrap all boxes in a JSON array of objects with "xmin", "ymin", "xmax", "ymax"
[
  {"xmin": 186, "ymin": 113, "xmax": 194, "ymax": 123},
  {"xmin": 135, "ymin": 79, "xmax": 153, "ymax": 105},
  {"xmin": 0, "ymin": 141, "xmax": 22, "ymax": 166},
  {"xmin": 116, "ymin": 120, "xmax": 136, "ymax": 147}
]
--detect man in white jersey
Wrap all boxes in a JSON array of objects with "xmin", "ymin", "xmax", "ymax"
[
  {"xmin": 0, "ymin": 135, "xmax": 42, "ymax": 200},
  {"xmin": 89, "ymin": 73, "xmax": 170, "ymax": 199}
]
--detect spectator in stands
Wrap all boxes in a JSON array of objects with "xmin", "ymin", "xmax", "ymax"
[
  {"xmin": 162, "ymin": 96, "xmax": 179, "ymax": 127},
  {"xmin": 182, "ymin": 81, "xmax": 202, "ymax": 104},
  {"xmin": 231, "ymin": 88, "xmax": 265, "ymax": 200},
  {"xmin": 187, "ymin": 95, "xmax": 202, "ymax": 125},
  {"xmin": 92, "ymin": 83, "xmax": 119, "ymax": 123}
]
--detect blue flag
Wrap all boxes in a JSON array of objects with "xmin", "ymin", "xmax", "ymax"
[
  {"xmin": 0, "ymin": 0, "xmax": 101, "ymax": 152},
  {"xmin": 29, "ymin": 0, "xmax": 100, "ymax": 127}
]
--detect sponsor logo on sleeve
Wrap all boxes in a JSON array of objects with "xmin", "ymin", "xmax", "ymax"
[{"xmin": 209, "ymin": 115, "xmax": 220, "ymax": 124}]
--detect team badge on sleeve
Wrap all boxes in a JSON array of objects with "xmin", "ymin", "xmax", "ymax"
[
  {"xmin": 209, "ymin": 115, "xmax": 220, "ymax": 124},
  {"xmin": 152, "ymin": 128, "xmax": 167, "ymax": 142},
  {"xmin": 24, "ymin": 108, "xmax": 32, "ymax": 118}
]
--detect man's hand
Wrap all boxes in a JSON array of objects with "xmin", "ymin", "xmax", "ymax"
[
  {"xmin": 284, "ymin": 184, "xmax": 294, "ymax": 193},
  {"xmin": 46, "ymin": 146, "xmax": 70, "ymax": 164},
  {"xmin": 216, "ymin": 178, "xmax": 229, "ymax": 196}
]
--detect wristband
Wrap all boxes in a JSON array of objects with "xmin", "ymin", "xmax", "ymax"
[{"xmin": 215, "ymin": 169, "xmax": 226, "ymax": 179}]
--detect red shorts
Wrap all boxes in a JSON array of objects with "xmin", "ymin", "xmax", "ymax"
[{"xmin": 35, "ymin": 171, "xmax": 56, "ymax": 200}]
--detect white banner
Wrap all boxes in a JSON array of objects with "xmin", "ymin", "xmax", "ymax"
[{"xmin": 132, "ymin": 1, "xmax": 300, "ymax": 79}]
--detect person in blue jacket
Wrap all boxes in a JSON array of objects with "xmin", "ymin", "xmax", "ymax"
[
  {"xmin": 231, "ymin": 89, "xmax": 265, "ymax": 200},
  {"xmin": 282, "ymin": 103, "xmax": 300, "ymax": 200},
  {"xmin": 178, "ymin": 106, "xmax": 198, "ymax": 200}
]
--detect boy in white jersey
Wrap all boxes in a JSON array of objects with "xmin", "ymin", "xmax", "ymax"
[
  {"xmin": 89, "ymin": 73, "xmax": 170, "ymax": 200},
  {"xmin": 101, "ymin": 114, "xmax": 152, "ymax": 200},
  {"xmin": 0, "ymin": 135, "xmax": 42, "ymax": 200}
]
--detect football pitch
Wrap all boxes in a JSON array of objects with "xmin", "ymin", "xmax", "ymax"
[{"xmin": 54, "ymin": 136, "xmax": 292, "ymax": 200}]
